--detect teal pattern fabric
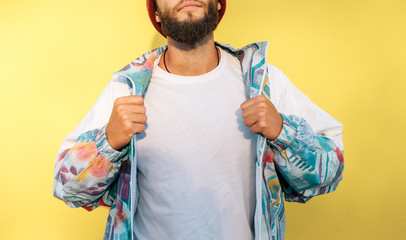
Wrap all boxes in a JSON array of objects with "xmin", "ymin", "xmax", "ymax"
[{"xmin": 53, "ymin": 42, "xmax": 344, "ymax": 240}]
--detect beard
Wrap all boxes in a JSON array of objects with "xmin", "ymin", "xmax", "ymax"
[{"xmin": 157, "ymin": 0, "xmax": 219, "ymax": 46}]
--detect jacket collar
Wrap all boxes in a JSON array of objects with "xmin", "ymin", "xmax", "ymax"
[{"xmin": 112, "ymin": 41, "xmax": 269, "ymax": 98}]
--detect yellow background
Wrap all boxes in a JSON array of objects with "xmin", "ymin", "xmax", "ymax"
[{"xmin": 1, "ymin": 0, "xmax": 405, "ymax": 239}]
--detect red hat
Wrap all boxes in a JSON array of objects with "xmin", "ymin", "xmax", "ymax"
[{"xmin": 146, "ymin": 0, "xmax": 226, "ymax": 36}]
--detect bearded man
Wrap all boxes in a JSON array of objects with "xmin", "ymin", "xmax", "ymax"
[{"xmin": 53, "ymin": 1, "xmax": 344, "ymax": 239}]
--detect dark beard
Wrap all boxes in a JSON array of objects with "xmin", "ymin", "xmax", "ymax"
[{"xmin": 157, "ymin": 0, "xmax": 219, "ymax": 46}]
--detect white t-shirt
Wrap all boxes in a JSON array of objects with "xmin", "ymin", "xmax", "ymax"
[{"xmin": 134, "ymin": 48, "xmax": 257, "ymax": 240}]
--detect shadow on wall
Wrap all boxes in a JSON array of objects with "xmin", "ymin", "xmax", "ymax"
[{"xmin": 150, "ymin": 32, "xmax": 167, "ymax": 49}]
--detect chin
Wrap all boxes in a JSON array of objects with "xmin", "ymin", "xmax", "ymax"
[{"xmin": 178, "ymin": 11, "xmax": 205, "ymax": 21}]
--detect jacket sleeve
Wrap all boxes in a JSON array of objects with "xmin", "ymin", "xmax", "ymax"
[
  {"xmin": 266, "ymin": 64, "xmax": 344, "ymax": 203},
  {"xmin": 53, "ymin": 76, "xmax": 131, "ymax": 210}
]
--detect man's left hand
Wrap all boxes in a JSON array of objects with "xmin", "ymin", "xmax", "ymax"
[{"xmin": 240, "ymin": 95, "xmax": 283, "ymax": 140}]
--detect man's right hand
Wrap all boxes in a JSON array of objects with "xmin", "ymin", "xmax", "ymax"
[{"xmin": 106, "ymin": 95, "xmax": 147, "ymax": 150}]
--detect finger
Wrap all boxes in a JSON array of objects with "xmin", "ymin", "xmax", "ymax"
[
  {"xmin": 115, "ymin": 103, "xmax": 146, "ymax": 115},
  {"xmin": 128, "ymin": 104, "xmax": 146, "ymax": 115},
  {"xmin": 240, "ymin": 95, "xmax": 267, "ymax": 111},
  {"xmin": 119, "ymin": 112, "xmax": 147, "ymax": 125},
  {"xmin": 131, "ymin": 113, "xmax": 147, "ymax": 124},
  {"xmin": 122, "ymin": 121, "xmax": 146, "ymax": 136},
  {"xmin": 133, "ymin": 123, "xmax": 146, "ymax": 134},
  {"xmin": 243, "ymin": 110, "xmax": 267, "ymax": 127},
  {"xmin": 242, "ymin": 101, "xmax": 270, "ymax": 120},
  {"xmin": 241, "ymin": 105, "xmax": 256, "ymax": 119},
  {"xmin": 241, "ymin": 102, "xmax": 267, "ymax": 119},
  {"xmin": 249, "ymin": 120, "xmax": 269, "ymax": 135},
  {"xmin": 114, "ymin": 95, "xmax": 144, "ymax": 106},
  {"xmin": 249, "ymin": 123, "xmax": 261, "ymax": 135},
  {"xmin": 240, "ymin": 98, "xmax": 256, "ymax": 111}
]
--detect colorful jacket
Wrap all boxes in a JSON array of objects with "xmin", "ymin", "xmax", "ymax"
[{"xmin": 53, "ymin": 42, "xmax": 344, "ymax": 240}]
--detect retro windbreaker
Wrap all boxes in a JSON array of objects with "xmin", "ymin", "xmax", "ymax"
[{"xmin": 53, "ymin": 42, "xmax": 344, "ymax": 240}]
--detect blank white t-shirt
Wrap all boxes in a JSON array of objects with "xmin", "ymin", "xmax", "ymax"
[{"xmin": 134, "ymin": 48, "xmax": 256, "ymax": 240}]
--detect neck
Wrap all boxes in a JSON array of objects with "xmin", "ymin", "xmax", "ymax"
[{"xmin": 158, "ymin": 33, "xmax": 220, "ymax": 76}]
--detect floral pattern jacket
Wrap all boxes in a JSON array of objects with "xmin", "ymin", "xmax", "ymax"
[{"xmin": 53, "ymin": 42, "xmax": 344, "ymax": 240}]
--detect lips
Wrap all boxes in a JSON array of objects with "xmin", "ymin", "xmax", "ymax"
[{"xmin": 178, "ymin": 1, "xmax": 203, "ymax": 11}]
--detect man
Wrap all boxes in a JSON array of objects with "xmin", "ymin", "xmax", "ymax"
[{"xmin": 53, "ymin": 0, "xmax": 344, "ymax": 239}]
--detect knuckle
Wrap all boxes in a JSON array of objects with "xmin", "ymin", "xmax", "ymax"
[
  {"xmin": 240, "ymin": 103, "xmax": 247, "ymax": 110},
  {"xmin": 255, "ymin": 95, "xmax": 264, "ymax": 102},
  {"xmin": 258, "ymin": 121, "xmax": 267, "ymax": 129},
  {"xmin": 258, "ymin": 102, "xmax": 267, "ymax": 109},
  {"xmin": 139, "ymin": 106, "xmax": 146, "ymax": 114},
  {"xmin": 114, "ymin": 97, "xmax": 123, "ymax": 106},
  {"xmin": 140, "ymin": 124, "xmax": 146, "ymax": 131},
  {"xmin": 257, "ymin": 111, "xmax": 266, "ymax": 118},
  {"xmin": 121, "ymin": 115, "xmax": 129, "ymax": 123},
  {"xmin": 241, "ymin": 110, "xmax": 248, "ymax": 118},
  {"xmin": 137, "ymin": 115, "xmax": 147, "ymax": 124},
  {"xmin": 136, "ymin": 124, "xmax": 146, "ymax": 133},
  {"xmin": 116, "ymin": 104, "xmax": 125, "ymax": 113},
  {"xmin": 259, "ymin": 95, "xmax": 268, "ymax": 102},
  {"xmin": 134, "ymin": 95, "xmax": 144, "ymax": 103},
  {"xmin": 123, "ymin": 121, "xmax": 132, "ymax": 130}
]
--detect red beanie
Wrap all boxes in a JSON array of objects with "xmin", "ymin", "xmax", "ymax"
[{"xmin": 146, "ymin": 0, "xmax": 226, "ymax": 36}]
